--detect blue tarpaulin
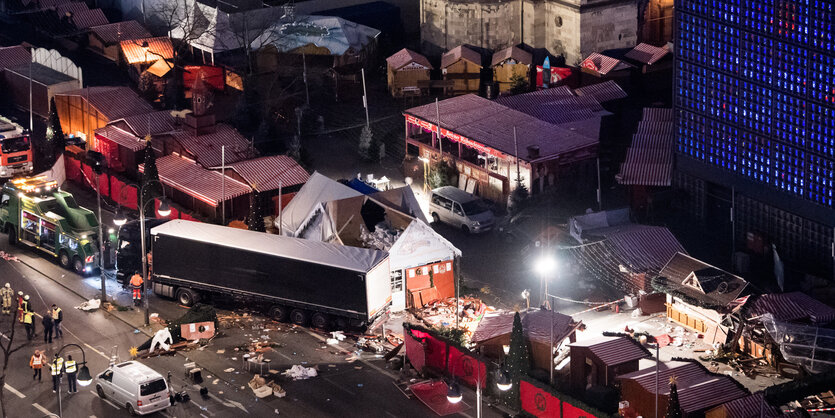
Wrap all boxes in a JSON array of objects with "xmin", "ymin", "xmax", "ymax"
[{"xmin": 347, "ymin": 178, "xmax": 379, "ymax": 195}]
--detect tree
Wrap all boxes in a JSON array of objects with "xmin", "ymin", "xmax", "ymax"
[
  {"xmin": 503, "ymin": 312, "xmax": 531, "ymax": 409},
  {"xmin": 507, "ymin": 180, "xmax": 529, "ymax": 215},
  {"xmin": 666, "ymin": 376, "xmax": 682, "ymax": 418},
  {"xmin": 509, "ymin": 73, "xmax": 529, "ymax": 95},
  {"xmin": 287, "ymin": 135, "xmax": 301, "ymax": 162},
  {"xmin": 247, "ymin": 190, "xmax": 265, "ymax": 232},
  {"xmin": 0, "ymin": 305, "xmax": 25, "ymax": 418},
  {"xmin": 358, "ymin": 125, "xmax": 372, "ymax": 159},
  {"xmin": 44, "ymin": 97, "xmax": 66, "ymax": 164},
  {"xmin": 428, "ymin": 159, "xmax": 457, "ymax": 189},
  {"xmin": 138, "ymin": 140, "xmax": 163, "ymax": 217}
]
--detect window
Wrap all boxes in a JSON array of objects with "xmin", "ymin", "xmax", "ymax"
[
  {"xmin": 0, "ymin": 194, "xmax": 8, "ymax": 207},
  {"xmin": 140, "ymin": 379, "xmax": 167, "ymax": 396},
  {"xmin": 100, "ymin": 370, "xmax": 113, "ymax": 382},
  {"xmin": 452, "ymin": 203, "xmax": 463, "ymax": 216},
  {"xmin": 432, "ymin": 195, "xmax": 452, "ymax": 210}
]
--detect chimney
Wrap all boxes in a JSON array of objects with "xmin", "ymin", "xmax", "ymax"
[{"xmin": 527, "ymin": 145, "xmax": 540, "ymax": 159}]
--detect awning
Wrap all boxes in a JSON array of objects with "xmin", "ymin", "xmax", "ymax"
[
  {"xmin": 616, "ymin": 107, "xmax": 674, "ymax": 186},
  {"xmin": 409, "ymin": 380, "xmax": 470, "ymax": 416},
  {"xmin": 140, "ymin": 155, "xmax": 251, "ymax": 207},
  {"xmin": 145, "ymin": 59, "xmax": 172, "ymax": 78}
]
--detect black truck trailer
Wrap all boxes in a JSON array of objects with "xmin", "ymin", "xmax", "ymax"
[{"xmin": 149, "ymin": 220, "xmax": 391, "ymax": 328}]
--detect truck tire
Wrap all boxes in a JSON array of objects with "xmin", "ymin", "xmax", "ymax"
[
  {"xmin": 96, "ymin": 384, "xmax": 106, "ymax": 399},
  {"xmin": 176, "ymin": 288, "xmax": 199, "ymax": 306},
  {"xmin": 72, "ymin": 257, "xmax": 84, "ymax": 274},
  {"xmin": 431, "ymin": 213, "xmax": 440, "ymax": 223},
  {"xmin": 269, "ymin": 305, "xmax": 289, "ymax": 322},
  {"xmin": 58, "ymin": 251, "xmax": 71, "ymax": 268},
  {"xmin": 7, "ymin": 228, "xmax": 16, "ymax": 246},
  {"xmin": 127, "ymin": 402, "xmax": 137, "ymax": 416},
  {"xmin": 335, "ymin": 317, "xmax": 348, "ymax": 330},
  {"xmin": 290, "ymin": 309, "xmax": 308, "ymax": 326},
  {"xmin": 311, "ymin": 312, "xmax": 330, "ymax": 330}
]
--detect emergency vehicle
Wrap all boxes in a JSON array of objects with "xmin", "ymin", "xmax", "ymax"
[
  {"xmin": 0, "ymin": 116, "xmax": 33, "ymax": 178},
  {"xmin": 0, "ymin": 177, "xmax": 99, "ymax": 274}
]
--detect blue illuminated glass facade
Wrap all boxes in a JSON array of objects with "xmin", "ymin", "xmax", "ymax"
[{"xmin": 676, "ymin": 0, "xmax": 835, "ymax": 207}]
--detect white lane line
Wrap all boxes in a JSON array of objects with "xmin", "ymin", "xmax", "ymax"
[
  {"xmin": 201, "ymin": 414, "xmax": 209, "ymax": 418},
  {"xmin": 32, "ymin": 403, "xmax": 52, "ymax": 416},
  {"xmin": 191, "ymin": 401, "xmax": 215, "ymax": 416},
  {"xmin": 89, "ymin": 391, "xmax": 120, "ymax": 409},
  {"xmin": 6, "ymin": 383, "xmax": 25, "ymax": 398},
  {"xmin": 83, "ymin": 343, "xmax": 110, "ymax": 360},
  {"xmin": 89, "ymin": 415, "xmax": 97, "ymax": 418},
  {"xmin": 160, "ymin": 412, "xmax": 173, "ymax": 418}
]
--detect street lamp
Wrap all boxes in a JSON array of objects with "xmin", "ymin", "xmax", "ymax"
[
  {"xmin": 113, "ymin": 180, "xmax": 170, "ymax": 326},
  {"xmin": 534, "ymin": 255, "xmax": 557, "ymax": 385},
  {"xmin": 446, "ymin": 364, "xmax": 514, "ymax": 418},
  {"xmin": 496, "ymin": 369, "xmax": 512, "ymax": 392},
  {"xmin": 446, "ymin": 381, "xmax": 462, "ymax": 404},
  {"xmin": 52, "ymin": 343, "xmax": 92, "ymax": 417}
]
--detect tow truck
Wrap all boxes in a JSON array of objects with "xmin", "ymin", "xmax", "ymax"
[{"xmin": 0, "ymin": 176, "xmax": 100, "ymax": 274}]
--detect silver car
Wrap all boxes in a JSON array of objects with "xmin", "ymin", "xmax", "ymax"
[{"xmin": 429, "ymin": 186, "xmax": 495, "ymax": 233}]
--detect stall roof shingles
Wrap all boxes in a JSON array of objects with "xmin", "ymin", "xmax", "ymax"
[
  {"xmin": 658, "ymin": 252, "xmax": 748, "ymax": 307},
  {"xmin": 746, "ymin": 292, "xmax": 835, "ymax": 324},
  {"xmin": 405, "ymin": 94, "xmax": 598, "ymax": 162},
  {"xmin": 59, "ymin": 86, "xmax": 153, "ymax": 120},
  {"xmin": 229, "ymin": 155, "xmax": 310, "ymax": 193},
  {"xmin": 472, "ymin": 309, "xmax": 576, "ymax": 346},
  {"xmin": 142, "ymin": 155, "xmax": 251, "ymax": 206},
  {"xmin": 54, "ymin": 2, "xmax": 88, "ymax": 18},
  {"xmin": 491, "ymin": 45, "xmax": 532, "ymax": 66},
  {"xmin": 6, "ymin": 63, "xmax": 76, "ymax": 85},
  {"xmin": 89, "ymin": 21, "xmax": 151, "ymax": 45},
  {"xmin": 569, "ymin": 335, "xmax": 652, "ymax": 365},
  {"xmin": 94, "ymin": 125, "xmax": 145, "ymax": 152},
  {"xmin": 625, "ymin": 43, "xmax": 670, "ymax": 65},
  {"xmin": 70, "ymin": 8, "xmax": 108, "ymax": 29},
  {"xmin": 117, "ymin": 110, "xmax": 176, "ymax": 137},
  {"xmin": 0, "ymin": 46, "xmax": 31, "ymax": 70},
  {"xmin": 575, "ymin": 80, "xmax": 628, "ymax": 103},
  {"xmin": 617, "ymin": 361, "xmax": 749, "ymax": 414},
  {"xmin": 719, "ymin": 392, "xmax": 782, "ymax": 418},
  {"xmin": 582, "ymin": 52, "xmax": 632, "ymax": 75},
  {"xmin": 121, "ymin": 37, "xmax": 174, "ymax": 64},
  {"xmin": 387, "ymin": 48, "xmax": 432, "ymax": 70},
  {"xmin": 171, "ymin": 123, "xmax": 256, "ymax": 168},
  {"xmin": 441, "ymin": 45, "xmax": 482, "ymax": 69}
]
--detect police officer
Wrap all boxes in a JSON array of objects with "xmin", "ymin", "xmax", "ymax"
[
  {"xmin": 51, "ymin": 304, "xmax": 63, "ymax": 338},
  {"xmin": 42, "ymin": 310, "xmax": 53, "ymax": 344},
  {"xmin": 65, "ymin": 355, "xmax": 77, "ymax": 393},
  {"xmin": 0, "ymin": 283, "xmax": 13, "ymax": 315},
  {"xmin": 129, "ymin": 273, "xmax": 144, "ymax": 306},
  {"xmin": 23, "ymin": 310, "xmax": 34, "ymax": 341},
  {"xmin": 50, "ymin": 354, "xmax": 64, "ymax": 393}
]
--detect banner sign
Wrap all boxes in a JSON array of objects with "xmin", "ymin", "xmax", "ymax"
[
  {"xmin": 521, "ymin": 380, "xmax": 560, "ymax": 417},
  {"xmin": 404, "ymin": 114, "xmax": 505, "ymax": 158}
]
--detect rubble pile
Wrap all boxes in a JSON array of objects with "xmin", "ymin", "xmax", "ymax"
[
  {"xmin": 414, "ymin": 297, "xmax": 489, "ymax": 338},
  {"xmin": 359, "ymin": 223, "xmax": 401, "ymax": 251}
]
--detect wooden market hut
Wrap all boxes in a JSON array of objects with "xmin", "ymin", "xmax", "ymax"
[
  {"xmin": 441, "ymin": 45, "xmax": 482, "ymax": 95},
  {"xmin": 492, "ymin": 46, "xmax": 532, "ymax": 93},
  {"xmin": 87, "ymin": 21, "xmax": 150, "ymax": 61},
  {"xmin": 471, "ymin": 308, "xmax": 580, "ymax": 371},
  {"xmin": 568, "ymin": 335, "xmax": 652, "ymax": 393},
  {"xmin": 386, "ymin": 48, "xmax": 432, "ymax": 97}
]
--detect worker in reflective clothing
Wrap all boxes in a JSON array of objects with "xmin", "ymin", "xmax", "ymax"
[
  {"xmin": 30, "ymin": 350, "xmax": 46, "ymax": 382},
  {"xmin": 0, "ymin": 284, "xmax": 13, "ymax": 315},
  {"xmin": 16, "ymin": 291, "xmax": 24, "ymax": 322},
  {"xmin": 50, "ymin": 355, "xmax": 64, "ymax": 393},
  {"xmin": 23, "ymin": 310, "xmax": 34, "ymax": 340},
  {"xmin": 65, "ymin": 355, "xmax": 77, "ymax": 393},
  {"xmin": 129, "ymin": 273, "xmax": 144, "ymax": 306},
  {"xmin": 51, "ymin": 304, "xmax": 63, "ymax": 338}
]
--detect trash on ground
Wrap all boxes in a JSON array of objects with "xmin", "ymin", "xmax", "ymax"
[
  {"xmin": 283, "ymin": 365, "xmax": 318, "ymax": 380},
  {"xmin": 76, "ymin": 298, "xmax": 101, "ymax": 311}
]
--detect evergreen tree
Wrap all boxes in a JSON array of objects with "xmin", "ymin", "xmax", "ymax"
[
  {"xmin": 509, "ymin": 73, "xmax": 530, "ymax": 95},
  {"xmin": 665, "ymin": 376, "xmax": 682, "ymax": 418},
  {"xmin": 508, "ymin": 180, "xmax": 530, "ymax": 216},
  {"xmin": 138, "ymin": 140, "xmax": 163, "ymax": 217},
  {"xmin": 247, "ymin": 190, "xmax": 265, "ymax": 232},
  {"xmin": 288, "ymin": 135, "xmax": 301, "ymax": 162},
  {"xmin": 44, "ymin": 97, "xmax": 66, "ymax": 164},
  {"xmin": 358, "ymin": 125, "xmax": 372, "ymax": 160},
  {"xmin": 503, "ymin": 312, "xmax": 531, "ymax": 409},
  {"xmin": 428, "ymin": 159, "xmax": 457, "ymax": 189}
]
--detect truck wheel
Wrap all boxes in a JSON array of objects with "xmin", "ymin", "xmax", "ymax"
[
  {"xmin": 335, "ymin": 317, "xmax": 348, "ymax": 330},
  {"xmin": 290, "ymin": 309, "xmax": 309, "ymax": 326},
  {"xmin": 72, "ymin": 257, "xmax": 84, "ymax": 275},
  {"xmin": 176, "ymin": 288, "xmax": 198, "ymax": 306},
  {"xmin": 96, "ymin": 385, "xmax": 106, "ymax": 399},
  {"xmin": 311, "ymin": 312, "xmax": 330, "ymax": 330},
  {"xmin": 431, "ymin": 213, "xmax": 440, "ymax": 223},
  {"xmin": 7, "ymin": 228, "xmax": 16, "ymax": 246},
  {"xmin": 58, "ymin": 251, "xmax": 70, "ymax": 268},
  {"xmin": 269, "ymin": 305, "xmax": 289, "ymax": 322},
  {"xmin": 127, "ymin": 403, "xmax": 137, "ymax": 416}
]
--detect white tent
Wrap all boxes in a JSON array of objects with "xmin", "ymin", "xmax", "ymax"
[
  {"xmin": 388, "ymin": 220, "xmax": 460, "ymax": 271},
  {"xmin": 276, "ymin": 171, "xmax": 362, "ymax": 236}
]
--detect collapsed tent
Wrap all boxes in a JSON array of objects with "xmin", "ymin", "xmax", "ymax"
[
  {"xmin": 762, "ymin": 313, "xmax": 835, "ymax": 373},
  {"xmin": 139, "ymin": 304, "xmax": 218, "ymax": 351}
]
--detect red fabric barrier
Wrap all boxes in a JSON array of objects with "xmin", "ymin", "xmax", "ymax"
[
  {"xmin": 180, "ymin": 213, "xmax": 199, "ymax": 222},
  {"xmin": 97, "ymin": 173, "xmax": 109, "ymax": 196},
  {"xmin": 409, "ymin": 380, "xmax": 470, "ymax": 416},
  {"xmin": 447, "ymin": 347, "xmax": 486, "ymax": 388},
  {"xmin": 562, "ymin": 401, "xmax": 594, "ymax": 418},
  {"xmin": 65, "ymin": 157, "xmax": 81, "ymax": 182},
  {"xmin": 406, "ymin": 329, "xmax": 447, "ymax": 372},
  {"xmin": 520, "ymin": 380, "xmax": 560, "ymax": 418},
  {"xmin": 121, "ymin": 185, "xmax": 138, "ymax": 210},
  {"xmin": 405, "ymin": 329, "xmax": 426, "ymax": 372},
  {"xmin": 82, "ymin": 164, "xmax": 94, "ymax": 189}
]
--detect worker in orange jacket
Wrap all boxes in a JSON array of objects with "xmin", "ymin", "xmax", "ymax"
[{"xmin": 129, "ymin": 273, "xmax": 144, "ymax": 306}]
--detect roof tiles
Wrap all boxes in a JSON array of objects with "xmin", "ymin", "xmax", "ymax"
[
  {"xmin": 746, "ymin": 292, "xmax": 835, "ymax": 324},
  {"xmin": 0, "ymin": 46, "xmax": 31, "ymax": 70},
  {"xmin": 229, "ymin": 155, "xmax": 310, "ymax": 192},
  {"xmin": 569, "ymin": 335, "xmax": 652, "ymax": 366},
  {"xmin": 120, "ymin": 37, "xmax": 174, "ymax": 64},
  {"xmin": 387, "ymin": 48, "xmax": 432, "ymax": 70},
  {"xmin": 472, "ymin": 308, "xmax": 577, "ymax": 346},
  {"xmin": 58, "ymin": 86, "xmax": 153, "ymax": 120},
  {"xmin": 575, "ymin": 80, "xmax": 628, "ymax": 103},
  {"xmin": 171, "ymin": 123, "xmax": 256, "ymax": 168},
  {"xmin": 625, "ymin": 43, "xmax": 671, "ymax": 65},
  {"xmin": 441, "ymin": 45, "xmax": 482, "ymax": 69},
  {"xmin": 143, "ymin": 155, "xmax": 251, "ymax": 207},
  {"xmin": 70, "ymin": 8, "xmax": 108, "ymax": 29},
  {"xmin": 581, "ymin": 52, "xmax": 632, "ymax": 75},
  {"xmin": 491, "ymin": 45, "xmax": 532, "ymax": 67},
  {"xmin": 89, "ymin": 21, "xmax": 151, "ymax": 45}
]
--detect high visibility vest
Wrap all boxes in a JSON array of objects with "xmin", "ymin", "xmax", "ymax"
[
  {"xmin": 23, "ymin": 312, "xmax": 33, "ymax": 324},
  {"xmin": 50, "ymin": 358, "xmax": 63, "ymax": 376},
  {"xmin": 31, "ymin": 355, "xmax": 42, "ymax": 367},
  {"xmin": 130, "ymin": 274, "xmax": 144, "ymax": 288},
  {"xmin": 52, "ymin": 307, "xmax": 61, "ymax": 320},
  {"xmin": 64, "ymin": 360, "xmax": 76, "ymax": 374},
  {"xmin": 20, "ymin": 300, "xmax": 29, "ymax": 313}
]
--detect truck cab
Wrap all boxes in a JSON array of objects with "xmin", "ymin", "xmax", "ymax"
[
  {"xmin": 0, "ymin": 177, "xmax": 100, "ymax": 274},
  {"xmin": 0, "ymin": 116, "xmax": 34, "ymax": 178},
  {"xmin": 115, "ymin": 218, "xmax": 168, "ymax": 285}
]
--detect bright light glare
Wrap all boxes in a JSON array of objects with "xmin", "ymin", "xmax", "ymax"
[{"xmin": 535, "ymin": 256, "xmax": 556, "ymax": 276}]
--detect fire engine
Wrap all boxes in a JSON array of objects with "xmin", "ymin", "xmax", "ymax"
[{"xmin": 0, "ymin": 116, "xmax": 33, "ymax": 178}]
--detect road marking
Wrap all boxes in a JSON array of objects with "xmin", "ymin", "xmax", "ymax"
[
  {"xmin": 201, "ymin": 414, "xmax": 209, "ymax": 418},
  {"xmin": 90, "ymin": 390, "xmax": 120, "ymax": 409},
  {"xmin": 160, "ymin": 412, "xmax": 173, "ymax": 418},
  {"xmin": 323, "ymin": 376, "xmax": 356, "ymax": 396},
  {"xmin": 83, "ymin": 343, "xmax": 109, "ymax": 360},
  {"xmin": 32, "ymin": 403, "xmax": 51, "ymax": 416},
  {"xmin": 277, "ymin": 352, "xmax": 293, "ymax": 361},
  {"xmin": 191, "ymin": 401, "xmax": 215, "ymax": 416},
  {"xmin": 5, "ymin": 384, "xmax": 25, "ymax": 399}
]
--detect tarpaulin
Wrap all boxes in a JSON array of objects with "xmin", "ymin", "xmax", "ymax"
[
  {"xmin": 120, "ymin": 184, "xmax": 138, "ymax": 210},
  {"xmin": 447, "ymin": 346, "xmax": 486, "ymax": 388},
  {"xmin": 184, "ymin": 65, "xmax": 225, "ymax": 91},
  {"xmin": 405, "ymin": 327, "xmax": 426, "ymax": 372},
  {"xmin": 521, "ymin": 380, "xmax": 560, "ymax": 418},
  {"xmin": 82, "ymin": 164, "xmax": 94, "ymax": 189},
  {"xmin": 66, "ymin": 157, "xmax": 81, "ymax": 183},
  {"xmin": 98, "ymin": 172, "xmax": 109, "ymax": 197},
  {"xmin": 563, "ymin": 400, "xmax": 595, "ymax": 418},
  {"xmin": 409, "ymin": 380, "xmax": 470, "ymax": 416}
]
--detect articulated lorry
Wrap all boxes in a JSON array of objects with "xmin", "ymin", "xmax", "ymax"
[
  {"xmin": 114, "ymin": 218, "xmax": 168, "ymax": 285},
  {"xmin": 0, "ymin": 176, "xmax": 100, "ymax": 274},
  {"xmin": 149, "ymin": 220, "xmax": 391, "ymax": 329}
]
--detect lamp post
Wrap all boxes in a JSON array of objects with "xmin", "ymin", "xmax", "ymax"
[
  {"xmin": 447, "ymin": 365, "xmax": 513, "ymax": 418},
  {"xmin": 535, "ymin": 255, "xmax": 557, "ymax": 385},
  {"xmin": 114, "ymin": 180, "xmax": 171, "ymax": 326},
  {"xmin": 418, "ymin": 156, "xmax": 430, "ymax": 193},
  {"xmin": 52, "ymin": 343, "xmax": 93, "ymax": 417}
]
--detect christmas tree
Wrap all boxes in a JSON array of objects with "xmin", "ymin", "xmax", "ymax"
[
  {"xmin": 138, "ymin": 139, "xmax": 163, "ymax": 217},
  {"xmin": 503, "ymin": 312, "xmax": 531, "ymax": 409},
  {"xmin": 45, "ymin": 97, "xmax": 66, "ymax": 164},
  {"xmin": 358, "ymin": 125, "xmax": 372, "ymax": 160},
  {"xmin": 247, "ymin": 190, "xmax": 265, "ymax": 232},
  {"xmin": 665, "ymin": 376, "xmax": 682, "ymax": 418}
]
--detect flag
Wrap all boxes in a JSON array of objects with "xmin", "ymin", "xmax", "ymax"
[{"xmin": 773, "ymin": 244, "xmax": 784, "ymax": 291}]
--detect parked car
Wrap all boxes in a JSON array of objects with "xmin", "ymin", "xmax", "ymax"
[
  {"xmin": 429, "ymin": 186, "xmax": 495, "ymax": 233},
  {"xmin": 96, "ymin": 361, "xmax": 171, "ymax": 416}
]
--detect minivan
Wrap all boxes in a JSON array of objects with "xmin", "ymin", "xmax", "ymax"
[
  {"xmin": 429, "ymin": 186, "xmax": 495, "ymax": 233},
  {"xmin": 96, "ymin": 361, "xmax": 171, "ymax": 416}
]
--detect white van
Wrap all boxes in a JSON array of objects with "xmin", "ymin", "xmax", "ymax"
[
  {"xmin": 429, "ymin": 186, "xmax": 495, "ymax": 233},
  {"xmin": 96, "ymin": 361, "xmax": 171, "ymax": 416}
]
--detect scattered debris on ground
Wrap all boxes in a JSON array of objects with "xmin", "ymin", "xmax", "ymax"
[
  {"xmin": 283, "ymin": 365, "xmax": 318, "ymax": 380},
  {"xmin": 75, "ymin": 298, "xmax": 101, "ymax": 311},
  {"xmin": 413, "ymin": 297, "xmax": 489, "ymax": 338}
]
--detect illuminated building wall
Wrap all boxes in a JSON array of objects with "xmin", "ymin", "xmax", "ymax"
[{"xmin": 675, "ymin": 0, "xmax": 835, "ymax": 276}]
